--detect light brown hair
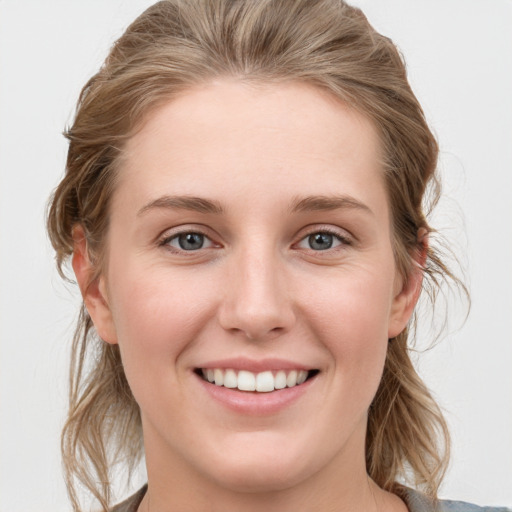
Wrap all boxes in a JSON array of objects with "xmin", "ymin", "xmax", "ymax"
[{"xmin": 47, "ymin": 1, "xmax": 463, "ymax": 510}]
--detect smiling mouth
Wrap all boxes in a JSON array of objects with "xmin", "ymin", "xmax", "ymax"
[{"xmin": 196, "ymin": 368, "xmax": 319, "ymax": 393}]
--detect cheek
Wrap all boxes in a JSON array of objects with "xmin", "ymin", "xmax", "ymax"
[
  {"xmin": 305, "ymin": 268, "xmax": 393, "ymax": 386},
  {"xmin": 106, "ymin": 262, "xmax": 218, "ymax": 386}
]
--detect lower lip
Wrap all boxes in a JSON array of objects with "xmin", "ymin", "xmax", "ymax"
[{"xmin": 195, "ymin": 373, "xmax": 317, "ymax": 415}]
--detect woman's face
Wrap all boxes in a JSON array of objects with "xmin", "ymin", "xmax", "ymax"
[{"xmin": 80, "ymin": 80, "xmax": 418, "ymax": 493}]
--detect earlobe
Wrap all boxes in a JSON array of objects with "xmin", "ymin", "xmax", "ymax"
[
  {"xmin": 388, "ymin": 231, "xmax": 427, "ymax": 339},
  {"xmin": 72, "ymin": 225, "xmax": 118, "ymax": 344}
]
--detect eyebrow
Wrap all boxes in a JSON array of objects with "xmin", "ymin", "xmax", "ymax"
[
  {"xmin": 289, "ymin": 195, "xmax": 373, "ymax": 215},
  {"xmin": 137, "ymin": 194, "xmax": 372, "ymax": 217},
  {"xmin": 137, "ymin": 195, "xmax": 224, "ymax": 216}
]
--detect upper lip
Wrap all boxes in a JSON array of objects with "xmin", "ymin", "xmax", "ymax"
[{"xmin": 195, "ymin": 357, "xmax": 315, "ymax": 373}]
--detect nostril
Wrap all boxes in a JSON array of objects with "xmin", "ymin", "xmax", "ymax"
[{"xmin": 243, "ymin": 326, "xmax": 285, "ymax": 342}]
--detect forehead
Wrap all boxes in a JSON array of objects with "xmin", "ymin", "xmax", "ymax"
[{"xmin": 116, "ymin": 79, "xmax": 386, "ymax": 217}]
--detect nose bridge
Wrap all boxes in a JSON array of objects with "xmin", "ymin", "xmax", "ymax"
[{"xmin": 219, "ymin": 240, "xmax": 294, "ymax": 340}]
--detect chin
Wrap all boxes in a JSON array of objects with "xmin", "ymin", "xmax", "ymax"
[{"xmin": 201, "ymin": 438, "xmax": 320, "ymax": 493}]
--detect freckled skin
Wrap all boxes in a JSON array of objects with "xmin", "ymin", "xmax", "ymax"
[{"xmin": 78, "ymin": 80, "xmax": 416, "ymax": 511}]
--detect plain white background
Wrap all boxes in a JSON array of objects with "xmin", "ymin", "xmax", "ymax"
[{"xmin": 0, "ymin": 1, "xmax": 511, "ymax": 510}]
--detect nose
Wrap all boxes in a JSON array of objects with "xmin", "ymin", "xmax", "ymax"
[{"xmin": 218, "ymin": 246, "xmax": 296, "ymax": 341}]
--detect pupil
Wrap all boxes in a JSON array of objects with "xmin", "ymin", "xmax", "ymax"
[
  {"xmin": 179, "ymin": 233, "xmax": 204, "ymax": 250},
  {"xmin": 309, "ymin": 233, "xmax": 333, "ymax": 250}
]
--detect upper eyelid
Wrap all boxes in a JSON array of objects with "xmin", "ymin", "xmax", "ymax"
[
  {"xmin": 158, "ymin": 224, "xmax": 214, "ymax": 242},
  {"xmin": 296, "ymin": 224, "xmax": 354, "ymax": 242}
]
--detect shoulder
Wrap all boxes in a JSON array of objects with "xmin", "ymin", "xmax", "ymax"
[
  {"xmin": 109, "ymin": 485, "xmax": 511, "ymax": 512},
  {"xmin": 401, "ymin": 487, "xmax": 512, "ymax": 512},
  {"xmin": 110, "ymin": 485, "xmax": 147, "ymax": 512}
]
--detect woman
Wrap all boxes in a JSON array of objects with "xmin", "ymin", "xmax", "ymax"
[{"xmin": 46, "ymin": 1, "xmax": 510, "ymax": 511}]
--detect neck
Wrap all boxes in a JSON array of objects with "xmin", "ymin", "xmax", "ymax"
[{"xmin": 139, "ymin": 475, "xmax": 404, "ymax": 512}]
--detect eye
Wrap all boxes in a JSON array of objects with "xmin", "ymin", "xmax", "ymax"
[
  {"xmin": 297, "ymin": 230, "xmax": 349, "ymax": 251},
  {"xmin": 163, "ymin": 231, "xmax": 215, "ymax": 251}
]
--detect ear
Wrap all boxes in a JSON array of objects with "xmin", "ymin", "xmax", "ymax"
[
  {"xmin": 387, "ymin": 230, "xmax": 427, "ymax": 339},
  {"xmin": 72, "ymin": 225, "xmax": 118, "ymax": 344}
]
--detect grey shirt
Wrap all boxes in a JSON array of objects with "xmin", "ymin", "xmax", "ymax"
[{"xmin": 111, "ymin": 485, "xmax": 511, "ymax": 512}]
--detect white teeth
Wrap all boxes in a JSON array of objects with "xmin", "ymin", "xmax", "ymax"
[
  {"xmin": 237, "ymin": 370, "xmax": 256, "ymax": 391},
  {"xmin": 274, "ymin": 370, "xmax": 287, "ymax": 389},
  {"xmin": 214, "ymin": 368, "xmax": 224, "ymax": 386},
  {"xmin": 223, "ymin": 369, "xmax": 237, "ymax": 388},
  {"xmin": 297, "ymin": 370, "xmax": 308, "ymax": 385},
  {"xmin": 286, "ymin": 370, "xmax": 298, "ymax": 387},
  {"xmin": 256, "ymin": 371, "xmax": 274, "ymax": 392},
  {"xmin": 200, "ymin": 368, "xmax": 312, "ymax": 392}
]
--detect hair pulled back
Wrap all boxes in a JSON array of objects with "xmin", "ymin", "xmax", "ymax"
[{"xmin": 47, "ymin": 1, "xmax": 458, "ymax": 510}]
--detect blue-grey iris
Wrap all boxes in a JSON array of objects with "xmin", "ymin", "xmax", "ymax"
[
  {"xmin": 178, "ymin": 233, "xmax": 204, "ymax": 250},
  {"xmin": 308, "ymin": 233, "xmax": 333, "ymax": 250}
]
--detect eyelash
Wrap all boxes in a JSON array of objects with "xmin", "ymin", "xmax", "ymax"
[
  {"xmin": 157, "ymin": 227, "xmax": 353, "ymax": 254},
  {"xmin": 296, "ymin": 227, "xmax": 353, "ymax": 252},
  {"xmin": 158, "ymin": 228, "xmax": 214, "ymax": 253}
]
